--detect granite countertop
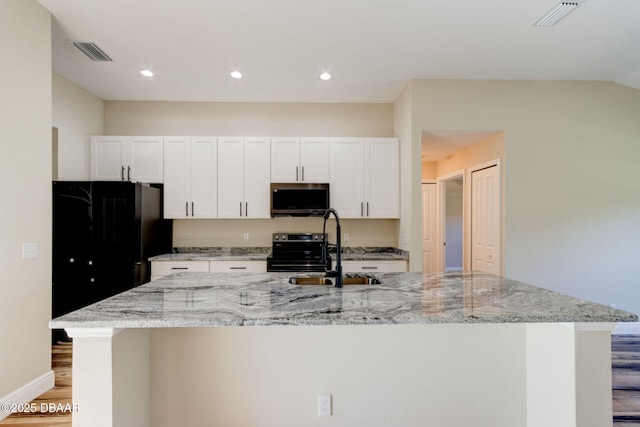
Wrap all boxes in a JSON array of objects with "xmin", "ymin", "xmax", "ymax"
[
  {"xmin": 149, "ymin": 247, "xmax": 409, "ymax": 262},
  {"xmin": 50, "ymin": 271, "xmax": 637, "ymax": 329}
]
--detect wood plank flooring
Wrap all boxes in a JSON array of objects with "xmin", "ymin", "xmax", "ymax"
[
  {"xmin": 613, "ymin": 335, "xmax": 640, "ymax": 426},
  {"xmin": 1, "ymin": 335, "xmax": 639, "ymax": 426}
]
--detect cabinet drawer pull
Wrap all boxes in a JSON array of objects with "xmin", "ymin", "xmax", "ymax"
[
  {"xmin": 230, "ymin": 267, "xmax": 247, "ymax": 270},
  {"xmin": 171, "ymin": 267, "xmax": 189, "ymax": 270},
  {"xmin": 361, "ymin": 266, "xmax": 378, "ymax": 270}
]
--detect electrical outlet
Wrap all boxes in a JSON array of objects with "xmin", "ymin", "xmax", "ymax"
[
  {"xmin": 22, "ymin": 242, "xmax": 39, "ymax": 259},
  {"xmin": 243, "ymin": 233, "xmax": 249, "ymax": 242},
  {"xmin": 317, "ymin": 394, "xmax": 331, "ymax": 416}
]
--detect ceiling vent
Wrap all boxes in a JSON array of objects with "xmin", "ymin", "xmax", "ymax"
[
  {"xmin": 72, "ymin": 42, "xmax": 113, "ymax": 61},
  {"xmin": 534, "ymin": 2, "xmax": 580, "ymax": 26}
]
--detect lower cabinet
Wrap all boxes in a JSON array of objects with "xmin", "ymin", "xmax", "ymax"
[
  {"xmin": 151, "ymin": 260, "xmax": 267, "ymax": 280},
  {"xmin": 341, "ymin": 260, "xmax": 407, "ymax": 273},
  {"xmin": 209, "ymin": 261, "xmax": 266, "ymax": 273}
]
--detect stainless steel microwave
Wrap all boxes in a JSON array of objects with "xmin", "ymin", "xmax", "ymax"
[{"xmin": 270, "ymin": 183, "xmax": 330, "ymax": 217}]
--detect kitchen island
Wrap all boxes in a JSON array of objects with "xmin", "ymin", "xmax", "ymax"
[{"xmin": 50, "ymin": 271, "xmax": 637, "ymax": 427}]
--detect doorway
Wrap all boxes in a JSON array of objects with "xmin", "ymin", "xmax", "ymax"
[
  {"xmin": 444, "ymin": 177, "xmax": 463, "ymax": 271},
  {"xmin": 437, "ymin": 172, "xmax": 464, "ymax": 272}
]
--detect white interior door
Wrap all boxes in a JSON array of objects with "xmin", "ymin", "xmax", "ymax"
[
  {"xmin": 471, "ymin": 165, "xmax": 500, "ymax": 275},
  {"xmin": 422, "ymin": 183, "xmax": 437, "ymax": 273}
]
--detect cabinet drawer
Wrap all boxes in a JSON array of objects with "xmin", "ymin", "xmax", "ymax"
[
  {"xmin": 341, "ymin": 260, "xmax": 407, "ymax": 273},
  {"xmin": 151, "ymin": 261, "xmax": 210, "ymax": 276},
  {"xmin": 209, "ymin": 261, "xmax": 266, "ymax": 273}
]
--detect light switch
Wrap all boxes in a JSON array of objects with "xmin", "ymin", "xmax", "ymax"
[{"xmin": 22, "ymin": 242, "xmax": 39, "ymax": 259}]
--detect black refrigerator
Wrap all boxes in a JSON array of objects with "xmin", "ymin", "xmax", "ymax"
[{"xmin": 52, "ymin": 181, "xmax": 172, "ymax": 320}]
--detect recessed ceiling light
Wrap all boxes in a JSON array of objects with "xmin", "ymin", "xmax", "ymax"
[
  {"xmin": 140, "ymin": 69, "xmax": 154, "ymax": 77},
  {"xmin": 320, "ymin": 72, "xmax": 332, "ymax": 81},
  {"xmin": 230, "ymin": 71, "xmax": 242, "ymax": 79}
]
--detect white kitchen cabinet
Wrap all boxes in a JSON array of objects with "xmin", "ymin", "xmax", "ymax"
[
  {"xmin": 271, "ymin": 137, "xmax": 329, "ymax": 183},
  {"xmin": 218, "ymin": 137, "xmax": 271, "ymax": 218},
  {"xmin": 163, "ymin": 137, "xmax": 217, "ymax": 219},
  {"xmin": 341, "ymin": 260, "xmax": 407, "ymax": 273},
  {"xmin": 90, "ymin": 136, "xmax": 164, "ymax": 183},
  {"xmin": 329, "ymin": 137, "xmax": 399, "ymax": 218},
  {"xmin": 209, "ymin": 260, "xmax": 266, "ymax": 273},
  {"xmin": 150, "ymin": 260, "xmax": 210, "ymax": 281}
]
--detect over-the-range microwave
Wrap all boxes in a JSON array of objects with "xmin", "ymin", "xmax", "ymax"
[{"xmin": 270, "ymin": 183, "xmax": 329, "ymax": 217}]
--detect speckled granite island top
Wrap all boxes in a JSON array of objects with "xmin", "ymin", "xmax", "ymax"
[{"xmin": 50, "ymin": 271, "xmax": 637, "ymax": 329}]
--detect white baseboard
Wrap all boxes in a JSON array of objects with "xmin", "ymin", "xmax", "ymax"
[
  {"xmin": 613, "ymin": 322, "xmax": 640, "ymax": 335},
  {"xmin": 0, "ymin": 370, "xmax": 55, "ymax": 421}
]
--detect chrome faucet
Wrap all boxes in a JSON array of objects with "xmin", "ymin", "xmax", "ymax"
[{"xmin": 321, "ymin": 208, "xmax": 343, "ymax": 288}]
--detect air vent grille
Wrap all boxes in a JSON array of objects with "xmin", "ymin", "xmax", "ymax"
[
  {"xmin": 534, "ymin": 2, "xmax": 580, "ymax": 26},
  {"xmin": 72, "ymin": 42, "xmax": 113, "ymax": 61}
]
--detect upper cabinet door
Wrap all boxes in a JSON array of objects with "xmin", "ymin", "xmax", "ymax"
[
  {"xmin": 270, "ymin": 137, "xmax": 300, "ymax": 182},
  {"xmin": 330, "ymin": 138, "xmax": 365, "ymax": 218},
  {"xmin": 163, "ymin": 137, "xmax": 190, "ymax": 219},
  {"xmin": 300, "ymin": 137, "xmax": 329, "ymax": 183},
  {"xmin": 217, "ymin": 137, "xmax": 245, "ymax": 218},
  {"xmin": 91, "ymin": 136, "xmax": 163, "ymax": 183},
  {"xmin": 189, "ymin": 137, "xmax": 217, "ymax": 218},
  {"xmin": 91, "ymin": 136, "xmax": 127, "ymax": 181},
  {"xmin": 364, "ymin": 138, "xmax": 399, "ymax": 218},
  {"xmin": 128, "ymin": 136, "xmax": 164, "ymax": 183},
  {"xmin": 243, "ymin": 137, "xmax": 271, "ymax": 218}
]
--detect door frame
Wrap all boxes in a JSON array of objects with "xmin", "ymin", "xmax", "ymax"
[
  {"xmin": 468, "ymin": 158, "xmax": 502, "ymax": 275},
  {"xmin": 436, "ymin": 170, "xmax": 465, "ymax": 273}
]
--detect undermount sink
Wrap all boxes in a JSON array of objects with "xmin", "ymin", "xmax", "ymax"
[{"xmin": 289, "ymin": 275, "xmax": 381, "ymax": 286}]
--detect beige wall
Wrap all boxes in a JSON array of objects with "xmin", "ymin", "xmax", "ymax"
[
  {"xmin": 104, "ymin": 101, "xmax": 399, "ymax": 248},
  {"xmin": 150, "ymin": 325, "xmax": 527, "ymax": 426},
  {"xmin": 0, "ymin": 0, "xmax": 52, "ymax": 399},
  {"xmin": 409, "ymin": 80, "xmax": 640, "ymax": 316},
  {"xmin": 53, "ymin": 73, "xmax": 104, "ymax": 180}
]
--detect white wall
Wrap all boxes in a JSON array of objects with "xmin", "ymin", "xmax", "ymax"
[
  {"xmin": 53, "ymin": 73, "xmax": 104, "ymax": 180},
  {"xmin": 409, "ymin": 80, "xmax": 640, "ymax": 316},
  {"xmin": 0, "ymin": 0, "xmax": 52, "ymax": 399}
]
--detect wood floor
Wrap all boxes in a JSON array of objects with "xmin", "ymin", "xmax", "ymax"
[{"xmin": 1, "ymin": 336, "xmax": 639, "ymax": 426}]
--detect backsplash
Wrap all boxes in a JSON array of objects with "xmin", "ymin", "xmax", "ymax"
[{"xmin": 172, "ymin": 218, "xmax": 400, "ymax": 248}]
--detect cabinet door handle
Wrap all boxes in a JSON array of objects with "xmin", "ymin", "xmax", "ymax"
[
  {"xmin": 361, "ymin": 202, "xmax": 364, "ymax": 217},
  {"xmin": 186, "ymin": 202, "xmax": 189, "ymax": 217},
  {"xmin": 121, "ymin": 166, "xmax": 125, "ymax": 181},
  {"xmin": 127, "ymin": 166, "xmax": 131, "ymax": 181},
  {"xmin": 240, "ymin": 202, "xmax": 243, "ymax": 217},
  {"xmin": 245, "ymin": 202, "xmax": 248, "ymax": 217},
  {"xmin": 230, "ymin": 267, "xmax": 247, "ymax": 270},
  {"xmin": 191, "ymin": 202, "xmax": 194, "ymax": 217},
  {"xmin": 296, "ymin": 166, "xmax": 299, "ymax": 182},
  {"xmin": 302, "ymin": 166, "xmax": 305, "ymax": 182},
  {"xmin": 367, "ymin": 202, "xmax": 369, "ymax": 217}
]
